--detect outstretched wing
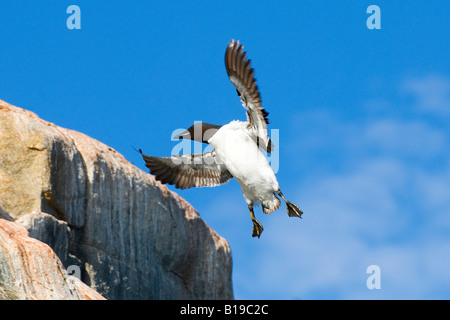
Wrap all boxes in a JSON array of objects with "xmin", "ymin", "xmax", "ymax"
[
  {"xmin": 225, "ymin": 39, "xmax": 273, "ymax": 154},
  {"xmin": 140, "ymin": 150, "xmax": 233, "ymax": 189}
]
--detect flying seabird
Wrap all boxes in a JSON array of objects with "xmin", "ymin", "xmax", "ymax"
[{"xmin": 140, "ymin": 40, "xmax": 303, "ymax": 238}]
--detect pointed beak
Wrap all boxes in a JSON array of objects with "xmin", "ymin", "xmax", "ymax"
[{"xmin": 172, "ymin": 129, "xmax": 191, "ymax": 140}]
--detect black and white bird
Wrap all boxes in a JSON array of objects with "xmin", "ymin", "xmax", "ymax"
[{"xmin": 140, "ymin": 40, "xmax": 303, "ymax": 238}]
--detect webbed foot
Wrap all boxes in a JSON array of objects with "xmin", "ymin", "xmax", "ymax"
[
  {"xmin": 286, "ymin": 201, "xmax": 303, "ymax": 218},
  {"xmin": 275, "ymin": 190, "xmax": 303, "ymax": 218},
  {"xmin": 252, "ymin": 218, "xmax": 264, "ymax": 238}
]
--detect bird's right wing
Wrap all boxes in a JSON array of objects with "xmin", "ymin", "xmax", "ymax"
[
  {"xmin": 225, "ymin": 39, "xmax": 273, "ymax": 154},
  {"xmin": 140, "ymin": 150, "xmax": 233, "ymax": 189}
]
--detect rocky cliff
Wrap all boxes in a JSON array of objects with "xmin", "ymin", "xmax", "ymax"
[{"xmin": 0, "ymin": 99, "xmax": 233, "ymax": 300}]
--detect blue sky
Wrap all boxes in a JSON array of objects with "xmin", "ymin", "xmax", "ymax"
[{"xmin": 2, "ymin": 1, "xmax": 450, "ymax": 299}]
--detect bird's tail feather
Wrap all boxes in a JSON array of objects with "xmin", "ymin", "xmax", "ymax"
[{"xmin": 262, "ymin": 196, "xmax": 281, "ymax": 214}]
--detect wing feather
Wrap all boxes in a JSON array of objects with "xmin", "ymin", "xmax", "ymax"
[
  {"xmin": 140, "ymin": 150, "xmax": 233, "ymax": 189},
  {"xmin": 225, "ymin": 39, "xmax": 273, "ymax": 154}
]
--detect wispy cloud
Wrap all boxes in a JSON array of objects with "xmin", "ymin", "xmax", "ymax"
[
  {"xmin": 224, "ymin": 74, "xmax": 450, "ymax": 299},
  {"xmin": 365, "ymin": 119, "xmax": 447, "ymax": 159},
  {"xmin": 189, "ymin": 74, "xmax": 450, "ymax": 299},
  {"xmin": 402, "ymin": 74, "xmax": 450, "ymax": 116}
]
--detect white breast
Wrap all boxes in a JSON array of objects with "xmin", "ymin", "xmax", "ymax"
[{"xmin": 208, "ymin": 121, "xmax": 279, "ymax": 205}]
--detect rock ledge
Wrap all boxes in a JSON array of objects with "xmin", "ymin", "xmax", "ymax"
[{"xmin": 0, "ymin": 99, "xmax": 233, "ymax": 300}]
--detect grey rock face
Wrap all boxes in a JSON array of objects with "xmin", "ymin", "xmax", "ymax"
[
  {"xmin": 0, "ymin": 99, "xmax": 233, "ymax": 299},
  {"xmin": 0, "ymin": 217, "xmax": 104, "ymax": 300}
]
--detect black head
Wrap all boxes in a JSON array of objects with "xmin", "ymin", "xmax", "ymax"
[{"xmin": 173, "ymin": 122, "xmax": 222, "ymax": 144}]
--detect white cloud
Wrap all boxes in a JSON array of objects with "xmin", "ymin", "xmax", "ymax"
[
  {"xmin": 365, "ymin": 119, "xmax": 447, "ymax": 159},
  {"xmin": 229, "ymin": 75, "xmax": 450, "ymax": 299},
  {"xmin": 192, "ymin": 75, "xmax": 450, "ymax": 299},
  {"xmin": 402, "ymin": 74, "xmax": 450, "ymax": 116},
  {"xmin": 235, "ymin": 152, "xmax": 450, "ymax": 299}
]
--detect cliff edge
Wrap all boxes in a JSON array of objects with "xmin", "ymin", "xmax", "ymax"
[{"xmin": 0, "ymin": 99, "xmax": 233, "ymax": 299}]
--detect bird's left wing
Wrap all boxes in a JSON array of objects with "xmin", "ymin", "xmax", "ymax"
[
  {"xmin": 225, "ymin": 39, "xmax": 273, "ymax": 154},
  {"xmin": 140, "ymin": 150, "xmax": 233, "ymax": 189}
]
